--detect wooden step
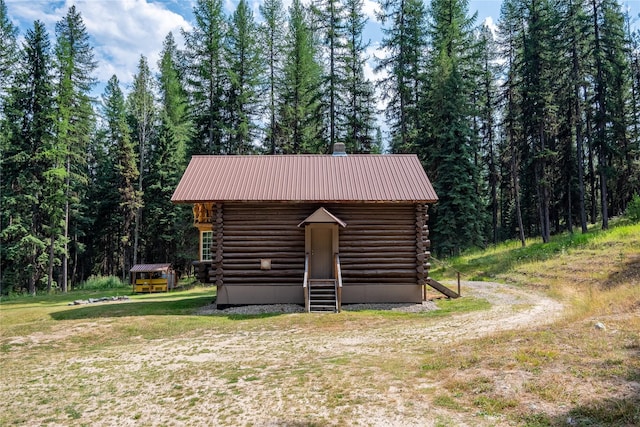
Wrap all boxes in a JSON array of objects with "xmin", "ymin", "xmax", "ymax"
[
  {"xmin": 308, "ymin": 279, "xmax": 338, "ymax": 312},
  {"xmin": 426, "ymin": 278, "xmax": 460, "ymax": 299}
]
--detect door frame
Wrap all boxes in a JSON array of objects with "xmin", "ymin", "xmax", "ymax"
[{"xmin": 305, "ymin": 223, "xmax": 339, "ymax": 279}]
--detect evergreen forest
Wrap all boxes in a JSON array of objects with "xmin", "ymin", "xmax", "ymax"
[{"xmin": 1, "ymin": 0, "xmax": 639, "ymax": 294}]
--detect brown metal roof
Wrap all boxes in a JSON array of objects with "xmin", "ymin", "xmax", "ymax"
[
  {"xmin": 171, "ymin": 154, "xmax": 438, "ymax": 203},
  {"xmin": 130, "ymin": 263, "xmax": 172, "ymax": 273}
]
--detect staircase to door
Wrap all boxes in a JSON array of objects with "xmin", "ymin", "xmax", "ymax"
[{"xmin": 308, "ymin": 279, "xmax": 338, "ymax": 312}]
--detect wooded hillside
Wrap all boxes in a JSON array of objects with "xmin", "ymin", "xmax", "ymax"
[{"xmin": 1, "ymin": 0, "xmax": 639, "ymax": 293}]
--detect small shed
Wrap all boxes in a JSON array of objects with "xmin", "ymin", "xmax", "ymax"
[
  {"xmin": 130, "ymin": 264, "xmax": 175, "ymax": 293},
  {"xmin": 171, "ymin": 144, "xmax": 439, "ymax": 311}
]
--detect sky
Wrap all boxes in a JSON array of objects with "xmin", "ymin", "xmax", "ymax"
[{"xmin": 3, "ymin": 0, "xmax": 638, "ymax": 97}]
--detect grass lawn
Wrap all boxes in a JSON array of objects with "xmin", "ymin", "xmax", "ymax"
[{"xmin": 1, "ymin": 220, "xmax": 639, "ymax": 426}]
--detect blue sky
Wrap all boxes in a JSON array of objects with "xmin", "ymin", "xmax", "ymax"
[{"xmin": 3, "ymin": 0, "xmax": 638, "ymax": 94}]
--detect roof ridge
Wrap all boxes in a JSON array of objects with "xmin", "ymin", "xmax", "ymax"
[{"xmin": 190, "ymin": 153, "xmax": 418, "ymax": 158}]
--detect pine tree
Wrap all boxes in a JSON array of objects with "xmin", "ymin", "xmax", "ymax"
[
  {"xmin": 475, "ymin": 24, "xmax": 500, "ymax": 243},
  {"xmin": 313, "ymin": 0, "xmax": 344, "ymax": 147},
  {"xmin": 562, "ymin": 0, "xmax": 590, "ymax": 233},
  {"xmin": 143, "ymin": 32, "xmax": 194, "ymax": 269},
  {"xmin": 54, "ymin": 5, "xmax": 97, "ymax": 290},
  {"xmin": 87, "ymin": 128, "xmax": 120, "ymax": 276},
  {"xmin": 625, "ymin": 13, "xmax": 640, "ymax": 201},
  {"xmin": 1, "ymin": 21, "xmax": 56, "ymax": 293},
  {"xmin": 0, "ymin": 0, "xmax": 19, "ymax": 292},
  {"xmin": 497, "ymin": 0, "xmax": 527, "ymax": 246},
  {"xmin": 515, "ymin": 0, "xmax": 559, "ymax": 242},
  {"xmin": 0, "ymin": 0, "xmax": 17, "ymax": 103},
  {"xmin": 102, "ymin": 75, "xmax": 140, "ymax": 280},
  {"xmin": 226, "ymin": 0, "xmax": 263, "ymax": 154},
  {"xmin": 588, "ymin": 0, "xmax": 631, "ymax": 229},
  {"xmin": 421, "ymin": 0, "xmax": 485, "ymax": 255},
  {"xmin": 340, "ymin": 0, "xmax": 377, "ymax": 153},
  {"xmin": 184, "ymin": 0, "xmax": 227, "ymax": 155},
  {"xmin": 376, "ymin": 0, "xmax": 427, "ymax": 153},
  {"xmin": 278, "ymin": 0, "xmax": 325, "ymax": 153},
  {"xmin": 259, "ymin": 0, "xmax": 286, "ymax": 154},
  {"xmin": 596, "ymin": 0, "xmax": 633, "ymax": 219},
  {"xmin": 127, "ymin": 55, "xmax": 156, "ymax": 266}
]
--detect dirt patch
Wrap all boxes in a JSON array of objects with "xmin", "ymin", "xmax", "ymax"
[
  {"xmin": 420, "ymin": 281, "xmax": 565, "ymax": 343},
  {"xmin": 5, "ymin": 281, "xmax": 610, "ymax": 427}
]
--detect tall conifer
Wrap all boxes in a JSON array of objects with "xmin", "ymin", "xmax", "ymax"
[
  {"xmin": 54, "ymin": 6, "xmax": 97, "ymax": 290},
  {"xmin": 127, "ymin": 56, "xmax": 156, "ymax": 266},
  {"xmin": 226, "ymin": 0, "xmax": 263, "ymax": 154},
  {"xmin": 278, "ymin": 0, "xmax": 325, "ymax": 153},
  {"xmin": 260, "ymin": 0, "xmax": 286, "ymax": 154},
  {"xmin": 341, "ymin": 0, "xmax": 377, "ymax": 153},
  {"xmin": 184, "ymin": 0, "xmax": 227, "ymax": 155},
  {"xmin": 313, "ymin": 0, "xmax": 344, "ymax": 147},
  {"xmin": 2, "ymin": 21, "xmax": 56, "ymax": 293},
  {"xmin": 102, "ymin": 76, "xmax": 140, "ymax": 279},
  {"xmin": 421, "ymin": 0, "xmax": 485, "ymax": 255},
  {"xmin": 376, "ymin": 0, "xmax": 427, "ymax": 152},
  {"xmin": 143, "ymin": 33, "xmax": 194, "ymax": 268}
]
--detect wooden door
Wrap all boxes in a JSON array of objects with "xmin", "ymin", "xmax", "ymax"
[{"xmin": 310, "ymin": 227, "xmax": 333, "ymax": 279}]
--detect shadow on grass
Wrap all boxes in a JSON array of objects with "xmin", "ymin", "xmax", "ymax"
[
  {"xmin": 50, "ymin": 296, "xmax": 214, "ymax": 320},
  {"xmin": 602, "ymin": 254, "xmax": 640, "ymax": 290},
  {"xmin": 556, "ymin": 395, "xmax": 640, "ymax": 426},
  {"xmin": 50, "ymin": 295, "xmax": 294, "ymax": 321},
  {"xmin": 519, "ymin": 345, "xmax": 640, "ymax": 427}
]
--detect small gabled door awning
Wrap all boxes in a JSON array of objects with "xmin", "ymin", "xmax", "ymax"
[{"xmin": 298, "ymin": 207, "xmax": 347, "ymax": 228}]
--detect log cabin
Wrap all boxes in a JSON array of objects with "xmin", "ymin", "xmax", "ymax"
[{"xmin": 171, "ymin": 143, "xmax": 440, "ymax": 312}]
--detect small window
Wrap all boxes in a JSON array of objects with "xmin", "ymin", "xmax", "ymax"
[{"xmin": 201, "ymin": 230, "xmax": 213, "ymax": 261}]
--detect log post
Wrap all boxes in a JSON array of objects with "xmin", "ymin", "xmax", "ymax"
[
  {"xmin": 215, "ymin": 203, "xmax": 223, "ymax": 287},
  {"xmin": 416, "ymin": 204, "xmax": 426, "ymax": 297}
]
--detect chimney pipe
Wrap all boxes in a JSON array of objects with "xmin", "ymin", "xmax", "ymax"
[{"xmin": 332, "ymin": 142, "xmax": 347, "ymax": 156}]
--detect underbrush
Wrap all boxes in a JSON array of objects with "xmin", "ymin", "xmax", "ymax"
[{"xmin": 77, "ymin": 275, "xmax": 128, "ymax": 290}]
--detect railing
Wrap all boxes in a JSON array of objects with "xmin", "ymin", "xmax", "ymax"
[
  {"xmin": 334, "ymin": 254, "xmax": 342, "ymax": 313},
  {"xmin": 303, "ymin": 253, "xmax": 310, "ymax": 312}
]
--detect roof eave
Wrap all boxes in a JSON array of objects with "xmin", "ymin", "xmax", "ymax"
[{"xmin": 171, "ymin": 198, "xmax": 438, "ymax": 204}]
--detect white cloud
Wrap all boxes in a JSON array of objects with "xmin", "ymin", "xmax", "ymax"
[
  {"xmin": 70, "ymin": 0, "xmax": 191, "ymax": 86},
  {"xmin": 482, "ymin": 16, "xmax": 498, "ymax": 35},
  {"xmin": 7, "ymin": 0, "xmax": 191, "ymax": 90},
  {"xmin": 362, "ymin": 0, "xmax": 380, "ymax": 22}
]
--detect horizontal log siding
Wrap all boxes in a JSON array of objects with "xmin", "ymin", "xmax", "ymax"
[
  {"xmin": 330, "ymin": 204, "xmax": 417, "ymax": 287},
  {"xmin": 200, "ymin": 202, "xmax": 424, "ymax": 303},
  {"xmin": 221, "ymin": 204, "xmax": 307, "ymax": 286}
]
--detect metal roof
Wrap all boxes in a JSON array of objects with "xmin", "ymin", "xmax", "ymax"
[
  {"xmin": 171, "ymin": 154, "xmax": 438, "ymax": 203},
  {"xmin": 130, "ymin": 263, "xmax": 172, "ymax": 273}
]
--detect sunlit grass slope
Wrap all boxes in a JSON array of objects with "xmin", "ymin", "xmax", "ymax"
[{"xmin": 430, "ymin": 219, "xmax": 640, "ymax": 317}]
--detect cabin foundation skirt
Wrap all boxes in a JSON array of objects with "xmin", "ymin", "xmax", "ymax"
[
  {"xmin": 215, "ymin": 283, "xmax": 422, "ymax": 306},
  {"xmin": 341, "ymin": 284, "xmax": 422, "ymax": 304},
  {"xmin": 216, "ymin": 284, "xmax": 304, "ymax": 306}
]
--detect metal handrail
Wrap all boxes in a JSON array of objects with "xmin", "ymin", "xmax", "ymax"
[
  {"xmin": 303, "ymin": 253, "xmax": 310, "ymax": 312},
  {"xmin": 334, "ymin": 254, "xmax": 342, "ymax": 313}
]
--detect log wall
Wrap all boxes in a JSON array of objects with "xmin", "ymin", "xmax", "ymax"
[{"xmin": 196, "ymin": 202, "xmax": 431, "ymax": 305}]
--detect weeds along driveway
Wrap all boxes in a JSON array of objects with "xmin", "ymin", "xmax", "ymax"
[{"xmin": 1, "ymin": 282, "xmax": 571, "ymax": 426}]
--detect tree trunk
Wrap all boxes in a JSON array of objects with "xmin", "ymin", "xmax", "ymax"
[
  {"xmin": 511, "ymin": 133, "xmax": 526, "ymax": 247},
  {"xmin": 62, "ymin": 156, "xmax": 70, "ymax": 293},
  {"xmin": 591, "ymin": 0, "xmax": 608, "ymax": 230},
  {"xmin": 47, "ymin": 233, "xmax": 55, "ymax": 293},
  {"xmin": 569, "ymin": 0, "xmax": 588, "ymax": 233},
  {"xmin": 576, "ymin": 85, "xmax": 588, "ymax": 233}
]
